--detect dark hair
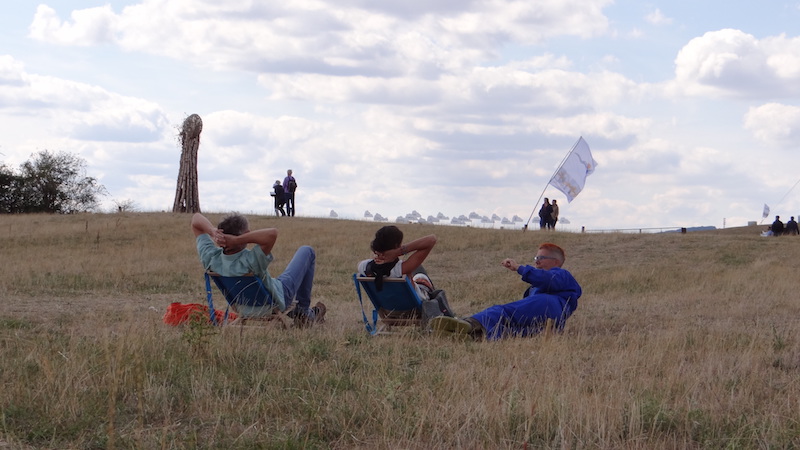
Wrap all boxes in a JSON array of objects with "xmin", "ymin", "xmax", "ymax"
[
  {"xmin": 217, "ymin": 214, "xmax": 249, "ymax": 236},
  {"xmin": 370, "ymin": 225, "xmax": 403, "ymax": 253}
]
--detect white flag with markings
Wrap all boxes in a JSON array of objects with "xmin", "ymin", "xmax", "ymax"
[{"xmin": 548, "ymin": 137, "xmax": 598, "ymax": 203}]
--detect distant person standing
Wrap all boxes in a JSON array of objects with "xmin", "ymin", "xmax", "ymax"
[
  {"xmin": 550, "ymin": 199, "xmax": 559, "ymax": 229},
  {"xmin": 785, "ymin": 216, "xmax": 799, "ymax": 235},
  {"xmin": 771, "ymin": 215, "xmax": 785, "ymax": 236},
  {"xmin": 283, "ymin": 169, "xmax": 298, "ymax": 217},
  {"xmin": 272, "ymin": 180, "xmax": 286, "ymax": 216},
  {"xmin": 538, "ymin": 198, "xmax": 552, "ymax": 230}
]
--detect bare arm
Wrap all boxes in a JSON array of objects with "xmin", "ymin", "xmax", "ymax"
[
  {"xmin": 192, "ymin": 213, "xmax": 277, "ymax": 254},
  {"xmin": 223, "ymin": 228, "xmax": 278, "ymax": 255},
  {"xmin": 192, "ymin": 213, "xmax": 219, "ymax": 238},
  {"xmin": 377, "ymin": 234, "xmax": 437, "ymax": 276}
]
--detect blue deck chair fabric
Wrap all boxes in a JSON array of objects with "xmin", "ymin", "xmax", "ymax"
[
  {"xmin": 205, "ymin": 272, "xmax": 282, "ymax": 326},
  {"xmin": 353, "ymin": 274, "xmax": 424, "ymax": 335}
]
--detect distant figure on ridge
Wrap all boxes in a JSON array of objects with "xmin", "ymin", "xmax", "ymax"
[
  {"xmin": 283, "ymin": 169, "xmax": 298, "ymax": 217},
  {"xmin": 785, "ymin": 216, "xmax": 799, "ymax": 235},
  {"xmin": 771, "ymin": 215, "xmax": 785, "ymax": 236},
  {"xmin": 538, "ymin": 198, "xmax": 552, "ymax": 230},
  {"xmin": 271, "ymin": 180, "xmax": 286, "ymax": 216},
  {"xmin": 550, "ymin": 199, "xmax": 559, "ymax": 229}
]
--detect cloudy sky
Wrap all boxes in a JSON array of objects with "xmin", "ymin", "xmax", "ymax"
[{"xmin": 2, "ymin": 1, "xmax": 800, "ymax": 230}]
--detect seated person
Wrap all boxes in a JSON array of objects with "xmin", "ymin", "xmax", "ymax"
[
  {"xmin": 430, "ymin": 243, "xmax": 581, "ymax": 340},
  {"xmin": 192, "ymin": 213, "xmax": 325, "ymax": 326},
  {"xmin": 356, "ymin": 225, "xmax": 437, "ymax": 299}
]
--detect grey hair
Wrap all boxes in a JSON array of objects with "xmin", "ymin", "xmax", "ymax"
[{"xmin": 217, "ymin": 214, "xmax": 249, "ymax": 236}]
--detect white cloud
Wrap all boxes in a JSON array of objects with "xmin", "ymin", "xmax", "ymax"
[
  {"xmin": 0, "ymin": 53, "xmax": 171, "ymax": 180},
  {"xmin": 744, "ymin": 103, "xmax": 800, "ymax": 145},
  {"xmin": 28, "ymin": 4, "xmax": 117, "ymax": 46},
  {"xmin": 0, "ymin": 55, "xmax": 26, "ymax": 86},
  {"xmin": 29, "ymin": 0, "xmax": 611, "ymax": 79},
  {"xmin": 674, "ymin": 29, "xmax": 800, "ymax": 98},
  {"xmin": 0, "ymin": 55, "xmax": 169, "ymax": 143},
  {"xmin": 645, "ymin": 9, "xmax": 672, "ymax": 25}
]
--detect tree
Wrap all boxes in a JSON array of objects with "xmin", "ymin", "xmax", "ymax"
[
  {"xmin": 0, "ymin": 164, "xmax": 25, "ymax": 214},
  {"xmin": 0, "ymin": 150, "xmax": 107, "ymax": 214},
  {"xmin": 114, "ymin": 198, "xmax": 139, "ymax": 212}
]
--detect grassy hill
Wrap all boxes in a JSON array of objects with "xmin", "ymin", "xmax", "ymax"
[{"xmin": 1, "ymin": 212, "xmax": 798, "ymax": 448}]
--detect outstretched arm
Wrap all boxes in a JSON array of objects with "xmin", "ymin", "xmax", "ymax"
[{"xmin": 501, "ymin": 258, "xmax": 520, "ymax": 272}]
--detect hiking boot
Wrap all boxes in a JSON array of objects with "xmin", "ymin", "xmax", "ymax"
[
  {"xmin": 429, "ymin": 316, "xmax": 474, "ymax": 341},
  {"xmin": 312, "ymin": 302, "xmax": 326, "ymax": 324},
  {"xmin": 285, "ymin": 304, "xmax": 300, "ymax": 319},
  {"xmin": 294, "ymin": 302, "xmax": 326, "ymax": 328}
]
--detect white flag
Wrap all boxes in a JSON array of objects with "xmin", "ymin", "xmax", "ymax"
[
  {"xmin": 762, "ymin": 204, "xmax": 770, "ymax": 219},
  {"xmin": 549, "ymin": 137, "xmax": 598, "ymax": 203}
]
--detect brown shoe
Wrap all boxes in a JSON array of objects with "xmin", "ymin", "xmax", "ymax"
[
  {"xmin": 312, "ymin": 302, "xmax": 327, "ymax": 324},
  {"xmin": 294, "ymin": 302, "xmax": 326, "ymax": 328}
]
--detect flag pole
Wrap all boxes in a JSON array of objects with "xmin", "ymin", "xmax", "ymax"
[{"xmin": 523, "ymin": 137, "xmax": 583, "ymax": 231}]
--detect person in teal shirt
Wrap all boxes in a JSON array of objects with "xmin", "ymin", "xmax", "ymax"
[{"xmin": 192, "ymin": 213, "xmax": 324, "ymax": 325}]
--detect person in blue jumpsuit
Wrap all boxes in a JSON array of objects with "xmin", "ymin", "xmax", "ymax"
[{"xmin": 430, "ymin": 243, "xmax": 581, "ymax": 340}]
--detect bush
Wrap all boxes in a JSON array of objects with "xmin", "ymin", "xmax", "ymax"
[{"xmin": 0, "ymin": 150, "xmax": 107, "ymax": 214}]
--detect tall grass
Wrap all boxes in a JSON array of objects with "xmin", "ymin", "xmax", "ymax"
[{"xmin": 1, "ymin": 213, "xmax": 799, "ymax": 448}]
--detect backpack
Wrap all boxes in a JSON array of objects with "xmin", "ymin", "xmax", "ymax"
[
  {"xmin": 288, "ymin": 179, "xmax": 297, "ymax": 193},
  {"xmin": 420, "ymin": 289, "xmax": 456, "ymax": 326}
]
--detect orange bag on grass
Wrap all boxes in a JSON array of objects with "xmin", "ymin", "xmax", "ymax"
[{"xmin": 163, "ymin": 302, "xmax": 237, "ymax": 325}]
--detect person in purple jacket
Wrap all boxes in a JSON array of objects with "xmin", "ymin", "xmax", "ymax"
[
  {"xmin": 430, "ymin": 243, "xmax": 581, "ymax": 340},
  {"xmin": 283, "ymin": 169, "xmax": 297, "ymax": 217}
]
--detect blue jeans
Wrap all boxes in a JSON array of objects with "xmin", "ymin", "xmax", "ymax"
[{"xmin": 278, "ymin": 245, "xmax": 315, "ymax": 314}]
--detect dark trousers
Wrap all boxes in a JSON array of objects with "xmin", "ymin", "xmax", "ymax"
[
  {"xmin": 286, "ymin": 193, "xmax": 295, "ymax": 216},
  {"xmin": 274, "ymin": 202, "xmax": 285, "ymax": 216}
]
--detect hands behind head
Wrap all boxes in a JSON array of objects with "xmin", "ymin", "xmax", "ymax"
[
  {"xmin": 373, "ymin": 250, "xmax": 393, "ymax": 264},
  {"xmin": 373, "ymin": 247, "xmax": 401, "ymax": 264},
  {"xmin": 212, "ymin": 229, "xmax": 229, "ymax": 248}
]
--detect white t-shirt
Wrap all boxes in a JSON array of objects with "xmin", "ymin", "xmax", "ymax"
[
  {"xmin": 357, "ymin": 258, "xmax": 403, "ymax": 277},
  {"xmin": 356, "ymin": 258, "xmax": 430, "ymax": 299}
]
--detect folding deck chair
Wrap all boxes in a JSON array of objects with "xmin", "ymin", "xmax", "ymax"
[
  {"xmin": 205, "ymin": 271, "xmax": 291, "ymax": 328},
  {"xmin": 353, "ymin": 274, "xmax": 425, "ymax": 335}
]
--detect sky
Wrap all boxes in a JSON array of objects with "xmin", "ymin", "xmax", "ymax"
[{"xmin": 2, "ymin": 1, "xmax": 800, "ymax": 230}]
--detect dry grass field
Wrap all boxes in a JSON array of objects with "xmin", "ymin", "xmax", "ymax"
[{"xmin": 1, "ymin": 212, "xmax": 799, "ymax": 449}]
